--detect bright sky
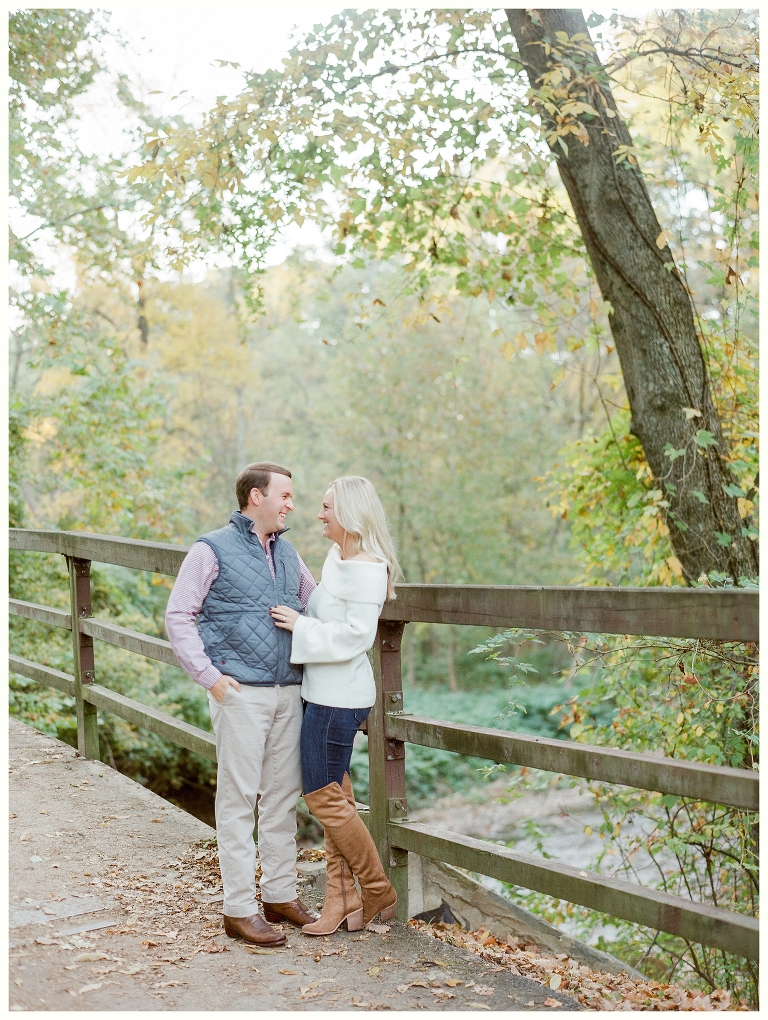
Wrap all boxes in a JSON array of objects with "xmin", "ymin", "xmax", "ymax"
[
  {"xmin": 66, "ymin": 5, "xmax": 347, "ymax": 271},
  {"xmin": 104, "ymin": 7, "xmax": 344, "ymax": 118}
]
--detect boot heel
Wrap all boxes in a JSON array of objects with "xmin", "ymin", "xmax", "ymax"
[
  {"xmin": 379, "ymin": 901, "xmax": 397, "ymax": 921},
  {"xmin": 261, "ymin": 910, "xmax": 282, "ymax": 923},
  {"xmin": 345, "ymin": 908, "xmax": 364, "ymax": 931}
]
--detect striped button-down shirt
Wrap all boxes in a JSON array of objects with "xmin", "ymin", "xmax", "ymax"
[{"xmin": 165, "ymin": 532, "xmax": 316, "ymax": 689}]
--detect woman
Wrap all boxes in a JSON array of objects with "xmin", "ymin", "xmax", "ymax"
[{"xmin": 270, "ymin": 476, "xmax": 401, "ymax": 935}]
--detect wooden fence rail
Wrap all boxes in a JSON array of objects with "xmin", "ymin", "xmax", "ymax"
[{"xmin": 8, "ymin": 527, "xmax": 759, "ymax": 961}]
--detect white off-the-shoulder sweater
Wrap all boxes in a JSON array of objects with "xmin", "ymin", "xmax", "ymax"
[{"xmin": 291, "ymin": 545, "xmax": 388, "ymax": 708}]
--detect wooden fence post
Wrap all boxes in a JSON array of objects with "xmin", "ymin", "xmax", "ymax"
[
  {"xmin": 67, "ymin": 556, "xmax": 99, "ymax": 759},
  {"xmin": 369, "ymin": 620, "xmax": 408, "ymax": 920}
]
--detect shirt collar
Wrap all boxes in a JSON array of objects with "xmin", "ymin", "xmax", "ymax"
[{"xmin": 229, "ymin": 510, "xmax": 289, "ymax": 543}]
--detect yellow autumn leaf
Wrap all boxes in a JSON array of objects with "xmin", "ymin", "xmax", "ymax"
[
  {"xmin": 667, "ymin": 555, "xmax": 684, "ymax": 578},
  {"xmin": 550, "ymin": 368, "xmax": 566, "ymax": 391}
]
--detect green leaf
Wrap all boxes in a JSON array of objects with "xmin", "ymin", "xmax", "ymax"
[
  {"xmin": 690, "ymin": 489, "xmax": 709, "ymax": 504},
  {"xmin": 663, "ymin": 443, "xmax": 686, "ymax": 461},
  {"xmin": 694, "ymin": 429, "xmax": 718, "ymax": 448},
  {"xmin": 714, "ymin": 531, "xmax": 733, "ymax": 547},
  {"xmin": 722, "ymin": 483, "xmax": 746, "ymax": 498}
]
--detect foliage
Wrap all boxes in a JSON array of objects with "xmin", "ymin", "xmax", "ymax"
[
  {"xmin": 473, "ymin": 624, "xmax": 758, "ymax": 1005},
  {"xmin": 22, "ymin": 313, "xmax": 195, "ymax": 539},
  {"xmin": 125, "ymin": 8, "xmax": 758, "ymax": 580},
  {"xmin": 9, "ymin": 556, "xmax": 216, "ymax": 798},
  {"xmin": 542, "ymin": 413, "xmax": 680, "ymax": 585},
  {"xmin": 351, "ymin": 675, "xmax": 580, "ymax": 808},
  {"xmin": 412, "ymin": 917, "xmax": 736, "ymax": 1010},
  {"xmin": 9, "ymin": 8, "xmax": 104, "ymax": 278}
]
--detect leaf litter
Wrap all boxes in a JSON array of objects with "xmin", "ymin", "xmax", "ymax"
[{"xmin": 409, "ymin": 919, "xmax": 739, "ymax": 1011}]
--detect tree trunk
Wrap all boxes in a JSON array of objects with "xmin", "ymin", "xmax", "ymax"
[
  {"xmin": 506, "ymin": 9, "xmax": 758, "ymax": 583},
  {"xmin": 136, "ymin": 275, "xmax": 149, "ymax": 346}
]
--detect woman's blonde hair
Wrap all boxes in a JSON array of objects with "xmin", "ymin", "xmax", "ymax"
[{"xmin": 329, "ymin": 476, "xmax": 402, "ymax": 600}]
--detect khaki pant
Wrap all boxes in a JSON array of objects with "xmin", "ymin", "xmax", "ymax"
[{"xmin": 208, "ymin": 683, "xmax": 303, "ymax": 917}]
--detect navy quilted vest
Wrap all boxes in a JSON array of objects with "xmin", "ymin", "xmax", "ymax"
[{"xmin": 196, "ymin": 511, "xmax": 303, "ymax": 686}]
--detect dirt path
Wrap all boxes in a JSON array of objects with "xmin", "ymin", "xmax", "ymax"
[{"xmin": 9, "ymin": 719, "xmax": 580, "ymax": 1011}]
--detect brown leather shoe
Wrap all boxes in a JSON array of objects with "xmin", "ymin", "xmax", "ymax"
[
  {"xmin": 223, "ymin": 913, "xmax": 287, "ymax": 945},
  {"xmin": 262, "ymin": 898, "xmax": 320, "ymax": 926}
]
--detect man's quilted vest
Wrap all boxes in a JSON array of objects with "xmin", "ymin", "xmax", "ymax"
[{"xmin": 196, "ymin": 511, "xmax": 303, "ymax": 686}]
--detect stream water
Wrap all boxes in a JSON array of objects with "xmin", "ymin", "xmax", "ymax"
[{"xmin": 410, "ymin": 775, "xmax": 676, "ymax": 946}]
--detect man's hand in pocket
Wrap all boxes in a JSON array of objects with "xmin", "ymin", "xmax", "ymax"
[{"xmin": 209, "ymin": 675, "xmax": 242, "ymax": 704}]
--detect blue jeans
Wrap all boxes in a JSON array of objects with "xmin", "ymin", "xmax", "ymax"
[{"xmin": 301, "ymin": 702, "xmax": 371, "ymax": 795}]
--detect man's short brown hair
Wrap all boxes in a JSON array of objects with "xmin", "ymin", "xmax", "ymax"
[{"xmin": 236, "ymin": 462, "xmax": 292, "ymax": 510}]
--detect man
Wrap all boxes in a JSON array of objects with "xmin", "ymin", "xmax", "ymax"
[{"xmin": 166, "ymin": 462, "xmax": 319, "ymax": 945}]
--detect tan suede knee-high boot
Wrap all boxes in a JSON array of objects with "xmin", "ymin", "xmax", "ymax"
[
  {"xmin": 304, "ymin": 781, "xmax": 397, "ymax": 926},
  {"xmin": 302, "ymin": 773, "xmax": 364, "ymax": 936}
]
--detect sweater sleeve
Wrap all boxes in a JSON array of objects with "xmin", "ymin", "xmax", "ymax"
[{"xmin": 290, "ymin": 599, "xmax": 381, "ymax": 664}]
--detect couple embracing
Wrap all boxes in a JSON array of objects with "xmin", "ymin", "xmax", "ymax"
[{"xmin": 165, "ymin": 462, "xmax": 400, "ymax": 945}]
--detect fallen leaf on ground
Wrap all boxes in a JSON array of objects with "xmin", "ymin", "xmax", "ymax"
[
  {"xmin": 279, "ymin": 969, "xmax": 297, "ymax": 975},
  {"xmin": 118, "ymin": 966, "xmax": 142, "ymax": 975},
  {"xmin": 76, "ymin": 983, "xmax": 103, "ymax": 995},
  {"xmin": 247, "ymin": 947, "xmax": 279, "ymax": 955},
  {"xmin": 544, "ymin": 997, "xmax": 563, "ymax": 1008},
  {"xmin": 366, "ymin": 923, "xmax": 390, "ymax": 934},
  {"xmin": 550, "ymin": 974, "xmax": 562, "ymax": 990},
  {"xmin": 74, "ymin": 952, "xmax": 109, "ymax": 962},
  {"xmin": 432, "ymin": 988, "xmax": 455, "ymax": 999},
  {"xmin": 474, "ymin": 984, "xmax": 495, "ymax": 996},
  {"xmin": 34, "ymin": 937, "xmax": 59, "ymax": 946},
  {"xmin": 445, "ymin": 979, "xmax": 462, "ymax": 987},
  {"xmin": 467, "ymin": 1002, "xmax": 491, "ymax": 1010},
  {"xmin": 368, "ymin": 966, "xmax": 380, "ymax": 977},
  {"xmin": 410, "ymin": 919, "xmax": 738, "ymax": 1011}
]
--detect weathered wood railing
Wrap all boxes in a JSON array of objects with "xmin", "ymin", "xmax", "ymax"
[{"xmin": 8, "ymin": 528, "xmax": 759, "ymax": 961}]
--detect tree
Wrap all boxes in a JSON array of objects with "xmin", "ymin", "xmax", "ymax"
[
  {"xmin": 129, "ymin": 7, "xmax": 758, "ymax": 583},
  {"xmin": 504, "ymin": 10, "xmax": 756, "ymax": 583},
  {"xmin": 9, "ymin": 9, "xmax": 197, "ymax": 539}
]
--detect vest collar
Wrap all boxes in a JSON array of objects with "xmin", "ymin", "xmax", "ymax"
[{"xmin": 229, "ymin": 510, "xmax": 290, "ymax": 541}]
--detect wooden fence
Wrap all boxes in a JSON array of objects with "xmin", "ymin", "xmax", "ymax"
[{"xmin": 8, "ymin": 528, "xmax": 759, "ymax": 961}]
